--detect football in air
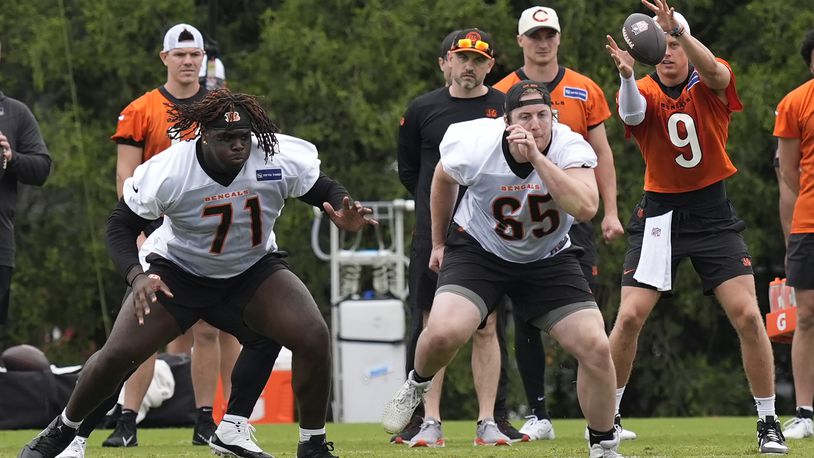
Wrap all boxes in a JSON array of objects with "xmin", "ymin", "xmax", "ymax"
[{"xmin": 622, "ymin": 13, "xmax": 667, "ymax": 66}]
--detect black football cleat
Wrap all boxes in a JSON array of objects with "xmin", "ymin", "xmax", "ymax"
[
  {"xmin": 18, "ymin": 415, "xmax": 77, "ymax": 458},
  {"xmin": 101, "ymin": 412, "xmax": 138, "ymax": 447},
  {"xmin": 192, "ymin": 412, "xmax": 217, "ymax": 445},
  {"xmin": 296, "ymin": 435, "xmax": 338, "ymax": 458},
  {"xmin": 389, "ymin": 415, "xmax": 423, "ymax": 444}
]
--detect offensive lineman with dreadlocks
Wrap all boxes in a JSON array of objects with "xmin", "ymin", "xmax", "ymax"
[{"xmin": 19, "ymin": 89, "xmax": 376, "ymax": 458}]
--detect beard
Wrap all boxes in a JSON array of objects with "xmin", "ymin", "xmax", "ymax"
[{"xmin": 454, "ymin": 73, "xmax": 483, "ymax": 90}]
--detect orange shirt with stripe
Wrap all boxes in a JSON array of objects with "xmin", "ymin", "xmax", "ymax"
[
  {"xmin": 623, "ymin": 59, "xmax": 742, "ymax": 193},
  {"xmin": 111, "ymin": 86, "xmax": 205, "ymax": 162},
  {"xmin": 774, "ymin": 78, "xmax": 814, "ymax": 233},
  {"xmin": 493, "ymin": 66, "xmax": 611, "ymax": 140}
]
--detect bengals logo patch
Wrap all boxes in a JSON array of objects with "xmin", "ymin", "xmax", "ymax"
[
  {"xmin": 224, "ymin": 111, "xmax": 241, "ymax": 123},
  {"xmin": 485, "ymin": 108, "xmax": 498, "ymax": 118},
  {"xmin": 466, "ymin": 31, "xmax": 482, "ymax": 42}
]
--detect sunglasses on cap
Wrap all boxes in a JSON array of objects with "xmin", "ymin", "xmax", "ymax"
[{"xmin": 453, "ymin": 38, "xmax": 490, "ymax": 53}]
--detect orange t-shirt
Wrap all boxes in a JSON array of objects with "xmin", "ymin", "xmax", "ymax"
[
  {"xmin": 493, "ymin": 66, "xmax": 610, "ymax": 140},
  {"xmin": 111, "ymin": 86, "xmax": 206, "ymax": 162},
  {"xmin": 774, "ymin": 78, "xmax": 814, "ymax": 233},
  {"xmin": 623, "ymin": 59, "xmax": 742, "ymax": 193}
]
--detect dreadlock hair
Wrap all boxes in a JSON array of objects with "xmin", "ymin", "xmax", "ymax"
[{"xmin": 167, "ymin": 88, "xmax": 279, "ymax": 162}]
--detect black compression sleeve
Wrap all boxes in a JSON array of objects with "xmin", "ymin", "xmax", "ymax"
[
  {"xmin": 106, "ymin": 199, "xmax": 153, "ymax": 283},
  {"xmin": 298, "ymin": 172, "xmax": 349, "ymax": 210}
]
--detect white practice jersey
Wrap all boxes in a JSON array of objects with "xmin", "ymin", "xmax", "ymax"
[
  {"xmin": 440, "ymin": 117, "xmax": 597, "ymax": 263},
  {"xmin": 123, "ymin": 134, "xmax": 321, "ymax": 278}
]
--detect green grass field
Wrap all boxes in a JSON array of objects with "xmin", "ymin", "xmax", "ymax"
[{"xmin": 2, "ymin": 417, "xmax": 813, "ymax": 457}]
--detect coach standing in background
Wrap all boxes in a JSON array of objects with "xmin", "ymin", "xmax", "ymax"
[{"xmin": 0, "ymin": 38, "xmax": 53, "ymax": 337}]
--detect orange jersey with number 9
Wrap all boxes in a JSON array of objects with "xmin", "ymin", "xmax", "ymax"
[{"xmin": 624, "ymin": 58, "xmax": 742, "ymax": 193}]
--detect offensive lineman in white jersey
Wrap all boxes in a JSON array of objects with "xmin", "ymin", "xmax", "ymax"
[
  {"xmin": 20, "ymin": 90, "xmax": 375, "ymax": 458},
  {"xmin": 382, "ymin": 81, "xmax": 623, "ymax": 458}
]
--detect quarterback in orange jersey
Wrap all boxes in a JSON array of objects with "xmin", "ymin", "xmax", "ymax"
[
  {"xmin": 774, "ymin": 27, "xmax": 814, "ymax": 440},
  {"xmin": 493, "ymin": 6, "xmax": 624, "ymax": 443},
  {"xmin": 605, "ymin": 0, "xmax": 787, "ymax": 454}
]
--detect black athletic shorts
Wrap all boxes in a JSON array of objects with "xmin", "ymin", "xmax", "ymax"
[
  {"xmin": 408, "ymin": 237, "xmax": 438, "ymax": 312},
  {"xmin": 0, "ymin": 266, "xmax": 11, "ymax": 325},
  {"xmin": 145, "ymin": 252, "xmax": 289, "ymax": 346},
  {"xmin": 569, "ymin": 221, "xmax": 598, "ymax": 290},
  {"xmin": 435, "ymin": 227, "xmax": 595, "ymax": 331},
  {"xmin": 621, "ymin": 183, "xmax": 752, "ymax": 295},
  {"xmin": 787, "ymin": 233, "xmax": 814, "ymax": 290}
]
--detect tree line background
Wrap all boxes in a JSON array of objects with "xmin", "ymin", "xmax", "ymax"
[{"xmin": 2, "ymin": 0, "xmax": 813, "ymax": 420}]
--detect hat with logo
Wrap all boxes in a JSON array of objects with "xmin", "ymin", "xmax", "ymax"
[
  {"xmin": 162, "ymin": 23, "xmax": 205, "ymax": 52},
  {"xmin": 505, "ymin": 80, "xmax": 552, "ymax": 114},
  {"xmin": 518, "ymin": 7, "xmax": 561, "ymax": 35},
  {"xmin": 449, "ymin": 28, "xmax": 495, "ymax": 59}
]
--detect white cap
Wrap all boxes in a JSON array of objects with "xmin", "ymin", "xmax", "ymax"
[
  {"xmin": 199, "ymin": 57, "xmax": 226, "ymax": 79},
  {"xmin": 655, "ymin": 11, "xmax": 690, "ymax": 35},
  {"xmin": 518, "ymin": 6, "xmax": 561, "ymax": 35},
  {"xmin": 162, "ymin": 23, "xmax": 204, "ymax": 52}
]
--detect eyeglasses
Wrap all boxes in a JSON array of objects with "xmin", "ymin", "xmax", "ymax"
[{"xmin": 454, "ymin": 38, "xmax": 490, "ymax": 53}]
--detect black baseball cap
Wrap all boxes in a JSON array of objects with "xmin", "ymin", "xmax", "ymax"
[
  {"xmin": 439, "ymin": 29, "xmax": 462, "ymax": 58},
  {"xmin": 449, "ymin": 28, "xmax": 495, "ymax": 59},
  {"xmin": 505, "ymin": 80, "xmax": 552, "ymax": 113}
]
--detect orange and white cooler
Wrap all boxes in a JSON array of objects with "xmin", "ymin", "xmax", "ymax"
[
  {"xmin": 766, "ymin": 278, "xmax": 797, "ymax": 344},
  {"xmin": 213, "ymin": 347, "xmax": 295, "ymax": 423}
]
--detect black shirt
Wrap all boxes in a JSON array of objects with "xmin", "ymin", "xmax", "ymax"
[
  {"xmin": 0, "ymin": 92, "xmax": 52, "ymax": 267},
  {"xmin": 397, "ymin": 86, "xmax": 505, "ymax": 241}
]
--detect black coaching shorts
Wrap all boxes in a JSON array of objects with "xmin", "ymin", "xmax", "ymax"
[
  {"xmin": 435, "ymin": 227, "xmax": 595, "ymax": 331},
  {"xmin": 408, "ymin": 238, "xmax": 438, "ymax": 312},
  {"xmin": 621, "ymin": 186, "xmax": 753, "ymax": 295},
  {"xmin": 787, "ymin": 233, "xmax": 814, "ymax": 290},
  {"xmin": 145, "ymin": 252, "xmax": 289, "ymax": 346},
  {"xmin": 569, "ymin": 221, "xmax": 598, "ymax": 291}
]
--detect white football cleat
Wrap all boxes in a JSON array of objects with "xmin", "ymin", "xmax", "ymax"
[{"xmin": 382, "ymin": 370, "xmax": 431, "ymax": 434}]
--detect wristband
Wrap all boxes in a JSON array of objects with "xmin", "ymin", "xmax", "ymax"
[{"xmin": 670, "ymin": 25, "xmax": 685, "ymax": 38}]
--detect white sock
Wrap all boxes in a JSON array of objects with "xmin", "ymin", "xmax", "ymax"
[
  {"xmin": 615, "ymin": 386, "xmax": 626, "ymax": 415},
  {"xmin": 222, "ymin": 414, "xmax": 248, "ymax": 424},
  {"xmin": 299, "ymin": 427, "xmax": 326, "ymax": 442},
  {"xmin": 60, "ymin": 409, "xmax": 81, "ymax": 429},
  {"xmin": 754, "ymin": 395, "xmax": 777, "ymax": 419}
]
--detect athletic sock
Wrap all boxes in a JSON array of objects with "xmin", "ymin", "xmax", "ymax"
[
  {"xmin": 615, "ymin": 386, "xmax": 626, "ymax": 415},
  {"xmin": 196, "ymin": 406, "xmax": 213, "ymax": 420},
  {"xmin": 412, "ymin": 370, "xmax": 432, "ymax": 384},
  {"xmin": 754, "ymin": 395, "xmax": 777, "ymax": 419},
  {"xmin": 119, "ymin": 409, "xmax": 137, "ymax": 423},
  {"xmin": 299, "ymin": 427, "xmax": 326, "ymax": 442},
  {"xmin": 532, "ymin": 405, "xmax": 550, "ymax": 421},
  {"xmin": 587, "ymin": 426, "xmax": 615, "ymax": 446},
  {"xmin": 60, "ymin": 409, "xmax": 81, "ymax": 429}
]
